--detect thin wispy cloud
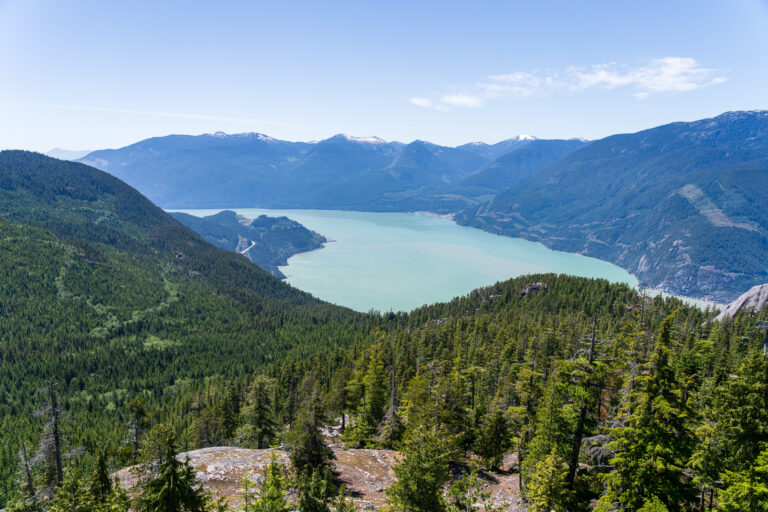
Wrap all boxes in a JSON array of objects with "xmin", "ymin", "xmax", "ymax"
[
  {"xmin": 44, "ymin": 104, "xmax": 290, "ymax": 127},
  {"xmin": 411, "ymin": 57, "xmax": 727, "ymax": 110},
  {"xmin": 570, "ymin": 58, "xmax": 728, "ymax": 99},
  {"xmin": 410, "ymin": 97, "xmax": 447, "ymax": 111}
]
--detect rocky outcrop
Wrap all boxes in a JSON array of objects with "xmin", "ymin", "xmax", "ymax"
[
  {"xmin": 113, "ymin": 446, "xmax": 524, "ymax": 510},
  {"xmin": 114, "ymin": 447, "xmax": 396, "ymax": 510},
  {"xmin": 521, "ymin": 282, "xmax": 547, "ymax": 297},
  {"xmin": 715, "ymin": 284, "xmax": 768, "ymax": 321}
]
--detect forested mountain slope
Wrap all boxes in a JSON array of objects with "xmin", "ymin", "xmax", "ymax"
[
  {"xmin": 451, "ymin": 139, "xmax": 589, "ymax": 200},
  {"xmin": 458, "ymin": 110, "xmax": 768, "ymax": 302},
  {"xmin": 170, "ymin": 210, "xmax": 326, "ymax": 278},
  {"xmin": 0, "ymin": 151, "xmax": 373, "ymax": 502},
  {"xmin": 78, "ymin": 133, "xmax": 562, "ymax": 212},
  {"xmin": 152, "ymin": 272, "xmax": 766, "ymax": 512},
  {"xmin": 5, "ymin": 172, "xmax": 768, "ymax": 511},
  {"xmin": 6, "ymin": 151, "xmax": 768, "ymax": 512}
]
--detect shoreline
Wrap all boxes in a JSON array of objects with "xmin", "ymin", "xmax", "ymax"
[
  {"xmin": 168, "ymin": 207, "xmax": 728, "ymax": 312},
  {"xmin": 643, "ymin": 287, "xmax": 724, "ymax": 311}
]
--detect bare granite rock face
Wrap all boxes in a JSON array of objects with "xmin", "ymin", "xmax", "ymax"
[
  {"xmin": 715, "ymin": 283, "xmax": 768, "ymax": 322},
  {"xmin": 114, "ymin": 448, "xmax": 287, "ymax": 508},
  {"xmin": 113, "ymin": 446, "xmax": 525, "ymax": 510}
]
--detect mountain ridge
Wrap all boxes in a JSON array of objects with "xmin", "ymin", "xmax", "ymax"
[
  {"xmin": 77, "ymin": 132, "xmax": 549, "ymax": 211},
  {"xmin": 74, "ymin": 110, "xmax": 768, "ymax": 301},
  {"xmin": 451, "ymin": 138, "xmax": 590, "ymax": 200},
  {"xmin": 457, "ymin": 110, "xmax": 768, "ymax": 302}
]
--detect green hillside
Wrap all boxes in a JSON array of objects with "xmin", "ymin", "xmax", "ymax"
[
  {"xmin": 0, "ymin": 151, "xmax": 373, "ymax": 502},
  {"xmin": 4, "ymin": 151, "xmax": 768, "ymax": 512}
]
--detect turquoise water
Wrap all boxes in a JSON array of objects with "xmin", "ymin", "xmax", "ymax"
[{"xmin": 172, "ymin": 208, "xmax": 652, "ymax": 312}]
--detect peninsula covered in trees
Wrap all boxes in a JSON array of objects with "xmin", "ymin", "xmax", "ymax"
[{"xmin": 170, "ymin": 210, "xmax": 326, "ymax": 279}]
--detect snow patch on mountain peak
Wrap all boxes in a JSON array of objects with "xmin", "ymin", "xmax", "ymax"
[
  {"xmin": 338, "ymin": 134, "xmax": 387, "ymax": 144},
  {"xmin": 209, "ymin": 131, "xmax": 276, "ymax": 141}
]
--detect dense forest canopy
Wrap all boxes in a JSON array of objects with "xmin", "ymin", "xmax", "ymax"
[
  {"xmin": 2, "ymin": 151, "xmax": 768, "ymax": 512},
  {"xmin": 0, "ymin": 151, "xmax": 373, "ymax": 504}
]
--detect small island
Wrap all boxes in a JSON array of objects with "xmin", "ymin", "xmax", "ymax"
[{"xmin": 171, "ymin": 210, "xmax": 326, "ymax": 278}]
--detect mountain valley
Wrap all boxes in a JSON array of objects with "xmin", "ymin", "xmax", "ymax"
[
  {"xmin": 75, "ymin": 110, "xmax": 768, "ymax": 303},
  {"xmin": 2, "ymin": 148, "xmax": 768, "ymax": 512}
]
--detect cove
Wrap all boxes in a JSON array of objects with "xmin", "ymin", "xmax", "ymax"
[{"xmin": 170, "ymin": 208, "xmax": 655, "ymax": 313}]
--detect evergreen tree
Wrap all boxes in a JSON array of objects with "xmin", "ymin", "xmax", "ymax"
[
  {"xmin": 525, "ymin": 452, "xmax": 572, "ymax": 512},
  {"xmin": 288, "ymin": 395, "xmax": 334, "ymax": 480},
  {"xmin": 253, "ymin": 452, "xmax": 289, "ymax": 512},
  {"xmin": 474, "ymin": 407, "xmax": 510, "ymax": 470},
  {"xmin": 439, "ymin": 356, "xmax": 473, "ymax": 450},
  {"xmin": 106, "ymin": 485, "xmax": 131, "ymax": 512},
  {"xmin": 512, "ymin": 357, "xmax": 544, "ymax": 493},
  {"xmin": 33, "ymin": 382, "xmax": 66, "ymax": 494},
  {"xmin": 361, "ymin": 345, "xmax": 388, "ymax": 430},
  {"xmin": 48, "ymin": 469, "xmax": 91, "ymax": 512},
  {"xmin": 240, "ymin": 474, "xmax": 257, "ymax": 512},
  {"xmin": 522, "ymin": 363, "xmax": 577, "ymax": 483},
  {"xmin": 4, "ymin": 499, "xmax": 43, "ymax": 512},
  {"xmin": 566, "ymin": 319, "xmax": 609, "ymax": 487},
  {"xmin": 597, "ymin": 311, "xmax": 695, "ymax": 512},
  {"xmin": 719, "ymin": 444, "xmax": 768, "ymax": 512},
  {"xmin": 193, "ymin": 407, "xmax": 224, "ymax": 448},
  {"xmin": 446, "ymin": 463, "xmax": 496, "ymax": 512},
  {"xmin": 297, "ymin": 468, "xmax": 333, "ymax": 512},
  {"xmin": 139, "ymin": 435, "xmax": 207, "ymax": 512},
  {"xmin": 637, "ymin": 496, "xmax": 670, "ymax": 512},
  {"xmin": 386, "ymin": 423, "xmax": 450, "ymax": 512},
  {"xmin": 374, "ymin": 354, "xmax": 402, "ymax": 448},
  {"xmin": 688, "ymin": 422, "xmax": 723, "ymax": 511},
  {"xmin": 328, "ymin": 367, "xmax": 352, "ymax": 434},
  {"xmin": 240, "ymin": 376, "xmax": 277, "ymax": 449},
  {"xmin": 128, "ymin": 398, "xmax": 149, "ymax": 464},
  {"xmin": 18, "ymin": 435, "xmax": 35, "ymax": 499},
  {"xmin": 715, "ymin": 352, "xmax": 768, "ymax": 472},
  {"xmin": 89, "ymin": 449, "xmax": 112, "ymax": 503},
  {"xmin": 332, "ymin": 486, "xmax": 356, "ymax": 512},
  {"xmin": 344, "ymin": 344, "xmax": 388, "ymax": 447},
  {"xmin": 220, "ymin": 382, "xmax": 241, "ymax": 440}
]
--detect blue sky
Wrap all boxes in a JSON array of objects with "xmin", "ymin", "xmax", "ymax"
[{"xmin": 1, "ymin": 0, "xmax": 767, "ymax": 151}]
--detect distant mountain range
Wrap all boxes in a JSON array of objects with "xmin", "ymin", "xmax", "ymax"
[
  {"xmin": 455, "ymin": 135, "xmax": 537, "ymax": 160},
  {"xmin": 451, "ymin": 139, "xmax": 589, "ymax": 201},
  {"xmin": 78, "ymin": 133, "xmax": 581, "ymax": 211},
  {"xmin": 72, "ymin": 110, "xmax": 768, "ymax": 301},
  {"xmin": 458, "ymin": 110, "xmax": 768, "ymax": 302},
  {"xmin": 170, "ymin": 210, "xmax": 326, "ymax": 278}
]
